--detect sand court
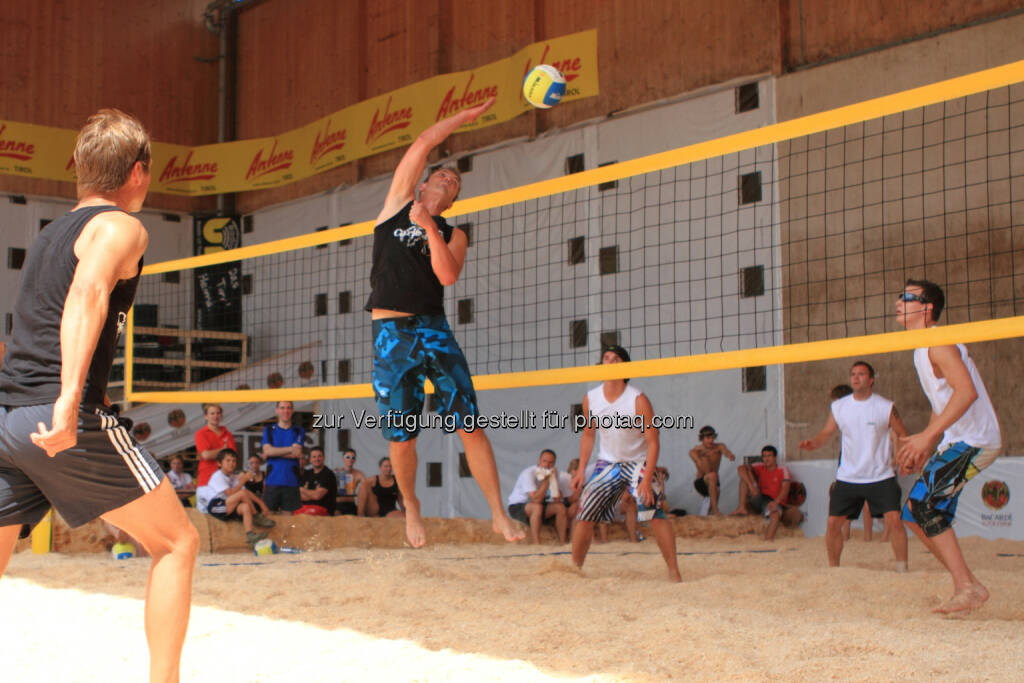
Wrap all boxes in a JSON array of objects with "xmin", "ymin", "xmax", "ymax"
[{"xmin": 4, "ymin": 525, "xmax": 1024, "ymax": 681}]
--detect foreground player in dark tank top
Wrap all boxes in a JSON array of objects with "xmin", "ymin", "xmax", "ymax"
[{"xmin": 0, "ymin": 109, "xmax": 198, "ymax": 682}]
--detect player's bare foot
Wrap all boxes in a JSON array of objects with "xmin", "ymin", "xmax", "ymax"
[
  {"xmin": 493, "ymin": 513, "xmax": 525, "ymax": 542},
  {"xmin": 933, "ymin": 584, "xmax": 988, "ymax": 614},
  {"xmin": 728, "ymin": 508, "xmax": 750, "ymax": 516},
  {"xmin": 668, "ymin": 569, "xmax": 682, "ymax": 583},
  {"xmin": 404, "ymin": 506, "xmax": 427, "ymax": 548}
]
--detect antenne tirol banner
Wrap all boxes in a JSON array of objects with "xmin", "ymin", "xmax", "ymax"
[{"xmin": 0, "ymin": 30, "xmax": 598, "ymax": 196}]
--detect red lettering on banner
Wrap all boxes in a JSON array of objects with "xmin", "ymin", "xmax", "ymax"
[
  {"xmin": 245, "ymin": 139, "xmax": 294, "ymax": 181},
  {"xmin": 366, "ymin": 96, "xmax": 413, "ymax": 145},
  {"xmin": 66, "ymin": 154, "xmax": 76, "ymax": 171},
  {"xmin": 522, "ymin": 44, "xmax": 583, "ymax": 84},
  {"xmin": 0, "ymin": 124, "xmax": 36, "ymax": 161},
  {"xmin": 310, "ymin": 119, "xmax": 347, "ymax": 164},
  {"xmin": 158, "ymin": 151, "xmax": 219, "ymax": 184},
  {"xmin": 436, "ymin": 73, "xmax": 499, "ymax": 121}
]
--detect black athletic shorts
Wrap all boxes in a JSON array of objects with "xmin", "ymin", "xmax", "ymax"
[
  {"xmin": 507, "ymin": 501, "xmax": 562, "ymax": 525},
  {"xmin": 828, "ymin": 477, "xmax": 901, "ymax": 519},
  {"xmin": 693, "ymin": 477, "xmax": 709, "ymax": 497},
  {"xmin": 0, "ymin": 404, "xmax": 164, "ymax": 529}
]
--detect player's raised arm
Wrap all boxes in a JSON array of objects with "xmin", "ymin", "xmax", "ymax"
[{"xmin": 376, "ymin": 97, "xmax": 495, "ymax": 224}]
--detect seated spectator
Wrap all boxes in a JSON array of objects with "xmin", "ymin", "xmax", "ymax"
[
  {"xmin": 298, "ymin": 447, "xmax": 338, "ymax": 515},
  {"xmin": 165, "ymin": 455, "xmax": 195, "ymax": 506},
  {"xmin": 334, "ymin": 449, "xmax": 366, "ymax": 516},
  {"xmin": 507, "ymin": 449, "xmax": 568, "ymax": 544},
  {"xmin": 197, "ymin": 449, "xmax": 276, "ymax": 546},
  {"xmin": 245, "ymin": 454, "xmax": 265, "ymax": 498},
  {"xmin": 194, "ymin": 403, "xmax": 237, "ymax": 487},
  {"xmin": 357, "ymin": 457, "xmax": 404, "ymax": 518},
  {"xmin": 560, "ymin": 458, "xmax": 582, "ymax": 523},
  {"xmin": 596, "ymin": 492, "xmax": 641, "ymax": 543},
  {"xmin": 735, "ymin": 445, "xmax": 804, "ymax": 540},
  {"xmin": 690, "ymin": 425, "xmax": 735, "ymax": 516}
]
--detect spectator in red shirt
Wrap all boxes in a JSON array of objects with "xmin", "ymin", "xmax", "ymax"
[
  {"xmin": 736, "ymin": 445, "xmax": 803, "ymax": 540},
  {"xmin": 194, "ymin": 403, "xmax": 237, "ymax": 486}
]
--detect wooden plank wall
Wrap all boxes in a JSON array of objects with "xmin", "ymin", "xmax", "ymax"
[
  {"xmin": 2, "ymin": 0, "xmax": 1022, "ymax": 212},
  {"xmin": 0, "ymin": 0, "xmax": 220, "ymax": 212}
]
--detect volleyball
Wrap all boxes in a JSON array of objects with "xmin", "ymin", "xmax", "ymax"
[
  {"xmin": 522, "ymin": 65, "xmax": 567, "ymax": 109},
  {"xmin": 111, "ymin": 542, "xmax": 136, "ymax": 560},
  {"xmin": 253, "ymin": 538, "xmax": 278, "ymax": 556}
]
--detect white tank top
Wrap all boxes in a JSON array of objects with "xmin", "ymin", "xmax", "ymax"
[
  {"xmin": 831, "ymin": 393, "xmax": 895, "ymax": 483},
  {"xmin": 587, "ymin": 384, "xmax": 647, "ymax": 464},
  {"xmin": 913, "ymin": 344, "xmax": 1001, "ymax": 450}
]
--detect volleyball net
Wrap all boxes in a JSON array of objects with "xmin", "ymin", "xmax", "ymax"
[{"xmin": 125, "ymin": 60, "xmax": 1024, "ymax": 405}]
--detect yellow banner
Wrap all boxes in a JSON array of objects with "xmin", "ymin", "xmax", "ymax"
[{"xmin": 1, "ymin": 29, "xmax": 598, "ymax": 197}]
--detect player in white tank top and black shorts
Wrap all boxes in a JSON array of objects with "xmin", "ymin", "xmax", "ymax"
[{"xmin": 800, "ymin": 361, "xmax": 909, "ymax": 571}]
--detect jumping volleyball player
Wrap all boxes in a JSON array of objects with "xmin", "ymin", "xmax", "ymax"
[
  {"xmin": 365, "ymin": 95, "xmax": 523, "ymax": 548},
  {"xmin": 570, "ymin": 346, "xmax": 681, "ymax": 582},
  {"xmin": 0, "ymin": 110, "xmax": 198, "ymax": 682}
]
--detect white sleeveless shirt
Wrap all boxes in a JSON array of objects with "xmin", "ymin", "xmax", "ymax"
[
  {"xmin": 587, "ymin": 384, "xmax": 647, "ymax": 464},
  {"xmin": 831, "ymin": 393, "xmax": 894, "ymax": 483},
  {"xmin": 913, "ymin": 344, "xmax": 1001, "ymax": 451}
]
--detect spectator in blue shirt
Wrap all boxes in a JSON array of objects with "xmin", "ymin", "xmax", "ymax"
[{"xmin": 260, "ymin": 401, "xmax": 305, "ymax": 512}]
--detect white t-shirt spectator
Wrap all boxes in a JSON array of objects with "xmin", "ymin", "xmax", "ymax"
[
  {"xmin": 508, "ymin": 466, "xmax": 539, "ymax": 505},
  {"xmin": 167, "ymin": 470, "xmax": 193, "ymax": 491},
  {"xmin": 196, "ymin": 470, "xmax": 237, "ymax": 514}
]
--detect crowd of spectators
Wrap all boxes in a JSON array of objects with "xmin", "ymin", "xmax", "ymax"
[{"xmin": 160, "ymin": 400, "xmax": 811, "ymax": 547}]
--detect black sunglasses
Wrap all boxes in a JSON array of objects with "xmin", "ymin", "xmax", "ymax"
[{"xmin": 897, "ymin": 292, "xmax": 929, "ymax": 304}]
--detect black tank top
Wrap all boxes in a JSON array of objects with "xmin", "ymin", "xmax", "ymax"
[
  {"xmin": 364, "ymin": 201, "xmax": 454, "ymax": 315},
  {"xmin": 0, "ymin": 205, "xmax": 142, "ymax": 406},
  {"xmin": 371, "ymin": 476, "xmax": 400, "ymax": 515}
]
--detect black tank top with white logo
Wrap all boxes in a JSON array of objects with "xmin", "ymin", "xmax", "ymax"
[
  {"xmin": 0, "ymin": 205, "xmax": 142, "ymax": 406},
  {"xmin": 364, "ymin": 201, "xmax": 454, "ymax": 315}
]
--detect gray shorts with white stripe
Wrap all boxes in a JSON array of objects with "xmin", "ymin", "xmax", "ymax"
[{"xmin": 0, "ymin": 403, "xmax": 164, "ymax": 529}]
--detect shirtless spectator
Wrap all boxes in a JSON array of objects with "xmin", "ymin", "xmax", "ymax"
[
  {"xmin": 299, "ymin": 447, "xmax": 338, "ymax": 515},
  {"xmin": 690, "ymin": 425, "xmax": 735, "ymax": 516},
  {"xmin": 194, "ymin": 403, "xmax": 237, "ymax": 487},
  {"xmin": 334, "ymin": 449, "xmax": 366, "ymax": 516},
  {"xmin": 507, "ymin": 449, "xmax": 568, "ymax": 544},
  {"xmin": 166, "ymin": 455, "xmax": 195, "ymax": 506}
]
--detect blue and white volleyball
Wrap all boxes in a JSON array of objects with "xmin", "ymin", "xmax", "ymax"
[{"xmin": 522, "ymin": 65, "xmax": 567, "ymax": 109}]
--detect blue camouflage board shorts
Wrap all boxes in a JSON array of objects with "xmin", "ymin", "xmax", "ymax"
[
  {"xmin": 901, "ymin": 441, "xmax": 999, "ymax": 537},
  {"xmin": 372, "ymin": 314, "xmax": 480, "ymax": 441},
  {"xmin": 576, "ymin": 459, "xmax": 666, "ymax": 524}
]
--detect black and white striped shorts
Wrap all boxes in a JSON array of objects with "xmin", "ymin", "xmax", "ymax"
[{"xmin": 0, "ymin": 404, "xmax": 164, "ymax": 529}]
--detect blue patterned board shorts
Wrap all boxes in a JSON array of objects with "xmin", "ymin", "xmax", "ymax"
[
  {"xmin": 576, "ymin": 459, "xmax": 666, "ymax": 524},
  {"xmin": 372, "ymin": 315, "xmax": 480, "ymax": 442},
  {"xmin": 901, "ymin": 441, "xmax": 999, "ymax": 537}
]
